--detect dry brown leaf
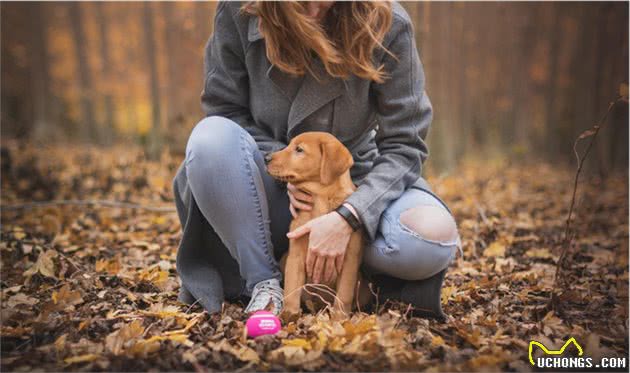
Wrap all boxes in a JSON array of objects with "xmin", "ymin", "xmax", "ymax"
[
  {"xmin": 54, "ymin": 334, "xmax": 67, "ymax": 352},
  {"xmin": 105, "ymin": 320, "xmax": 145, "ymax": 355},
  {"xmin": 52, "ymin": 284, "xmax": 83, "ymax": 309},
  {"xmin": 282, "ymin": 338, "xmax": 312, "ymax": 350},
  {"xmin": 95, "ymin": 256, "xmax": 121, "ymax": 275},
  {"xmin": 483, "ymin": 241, "xmax": 506, "ymax": 257},
  {"xmin": 7, "ymin": 293, "xmax": 39, "ymax": 307},
  {"xmin": 23, "ymin": 250, "xmax": 58, "ymax": 279},
  {"xmin": 64, "ymin": 354, "xmax": 101, "ymax": 365},
  {"xmin": 525, "ymin": 248, "xmax": 553, "ymax": 259}
]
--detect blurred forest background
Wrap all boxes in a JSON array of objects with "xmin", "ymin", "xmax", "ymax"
[
  {"xmin": 2, "ymin": 3, "xmax": 629, "ymax": 371},
  {"xmin": 1, "ymin": 1, "xmax": 628, "ymax": 172}
]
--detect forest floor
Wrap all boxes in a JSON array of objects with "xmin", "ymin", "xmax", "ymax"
[{"xmin": 0, "ymin": 142, "xmax": 628, "ymax": 372}]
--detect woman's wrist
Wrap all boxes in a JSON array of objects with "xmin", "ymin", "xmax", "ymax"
[
  {"xmin": 336, "ymin": 203, "xmax": 362, "ymax": 232},
  {"xmin": 342, "ymin": 203, "xmax": 359, "ymax": 220}
]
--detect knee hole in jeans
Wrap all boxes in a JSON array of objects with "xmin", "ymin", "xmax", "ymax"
[{"xmin": 399, "ymin": 205, "xmax": 458, "ymax": 245}]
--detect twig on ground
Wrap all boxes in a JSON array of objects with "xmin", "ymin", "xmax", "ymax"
[
  {"xmin": 185, "ymin": 299, "xmax": 202, "ymax": 314},
  {"xmin": 551, "ymin": 93, "xmax": 626, "ymax": 310},
  {"xmin": 1, "ymin": 199, "xmax": 176, "ymax": 213},
  {"xmin": 476, "ymin": 204, "xmax": 490, "ymax": 226}
]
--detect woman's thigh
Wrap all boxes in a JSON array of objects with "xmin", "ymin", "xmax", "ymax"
[
  {"xmin": 363, "ymin": 187, "xmax": 459, "ymax": 281},
  {"xmin": 183, "ymin": 116, "xmax": 291, "ymax": 259}
]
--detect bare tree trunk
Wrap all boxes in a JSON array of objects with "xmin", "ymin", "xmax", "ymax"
[
  {"xmin": 28, "ymin": 3, "xmax": 52, "ymax": 142},
  {"xmin": 143, "ymin": 2, "xmax": 163, "ymax": 160},
  {"xmin": 69, "ymin": 2, "xmax": 98, "ymax": 142},
  {"xmin": 453, "ymin": 2, "xmax": 467, "ymax": 163},
  {"xmin": 95, "ymin": 2, "xmax": 115, "ymax": 145},
  {"xmin": 543, "ymin": 3, "xmax": 562, "ymax": 158},
  {"xmin": 161, "ymin": 1, "xmax": 180, "ymax": 131},
  {"xmin": 512, "ymin": 3, "xmax": 536, "ymax": 151}
]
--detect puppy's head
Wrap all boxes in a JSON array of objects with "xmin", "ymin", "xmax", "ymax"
[{"xmin": 266, "ymin": 132, "xmax": 353, "ymax": 186}]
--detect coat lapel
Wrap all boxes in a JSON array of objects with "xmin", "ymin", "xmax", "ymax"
[
  {"xmin": 249, "ymin": 16, "xmax": 303, "ymax": 101},
  {"xmin": 287, "ymin": 59, "xmax": 346, "ymax": 136},
  {"xmin": 248, "ymin": 14, "xmax": 346, "ymax": 136},
  {"xmin": 247, "ymin": 16, "xmax": 263, "ymax": 42}
]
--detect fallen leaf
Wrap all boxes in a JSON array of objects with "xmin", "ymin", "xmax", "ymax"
[
  {"xmin": 51, "ymin": 284, "xmax": 83, "ymax": 309},
  {"xmin": 525, "ymin": 248, "xmax": 553, "ymax": 259},
  {"xmin": 64, "ymin": 354, "xmax": 101, "ymax": 365},
  {"xmin": 282, "ymin": 338, "xmax": 312, "ymax": 350},
  {"xmin": 483, "ymin": 241, "xmax": 506, "ymax": 257},
  {"xmin": 105, "ymin": 320, "xmax": 145, "ymax": 355},
  {"xmin": 7, "ymin": 293, "xmax": 39, "ymax": 307},
  {"xmin": 23, "ymin": 250, "xmax": 58, "ymax": 279},
  {"xmin": 95, "ymin": 257, "xmax": 121, "ymax": 275}
]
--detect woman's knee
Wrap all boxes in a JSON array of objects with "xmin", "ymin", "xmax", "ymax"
[
  {"xmin": 399, "ymin": 205, "xmax": 458, "ymax": 244},
  {"xmin": 185, "ymin": 116, "xmax": 246, "ymax": 171}
]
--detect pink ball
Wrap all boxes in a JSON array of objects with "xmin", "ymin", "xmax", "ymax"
[{"xmin": 246, "ymin": 310, "xmax": 281, "ymax": 338}]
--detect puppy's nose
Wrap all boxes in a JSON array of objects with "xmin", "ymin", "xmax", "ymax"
[{"xmin": 264, "ymin": 153, "xmax": 273, "ymax": 165}]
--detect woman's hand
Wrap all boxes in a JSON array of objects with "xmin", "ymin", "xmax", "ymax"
[
  {"xmin": 287, "ymin": 183, "xmax": 313, "ymax": 218},
  {"xmin": 287, "ymin": 212, "xmax": 353, "ymax": 284}
]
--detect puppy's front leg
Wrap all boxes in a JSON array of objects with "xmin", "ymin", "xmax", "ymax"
[
  {"xmin": 332, "ymin": 234, "xmax": 363, "ymax": 319},
  {"xmin": 281, "ymin": 236, "xmax": 307, "ymax": 319}
]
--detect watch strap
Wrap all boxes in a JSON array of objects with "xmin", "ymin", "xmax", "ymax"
[{"xmin": 335, "ymin": 204, "xmax": 362, "ymax": 232}]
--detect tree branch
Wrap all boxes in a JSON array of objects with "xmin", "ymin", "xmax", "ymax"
[
  {"xmin": 1, "ymin": 199, "xmax": 176, "ymax": 213},
  {"xmin": 551, "ymin": 94, "xmax": 626, "ymax": 309}
]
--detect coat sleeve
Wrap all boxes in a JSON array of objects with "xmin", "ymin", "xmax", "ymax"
[
  {"xmin": 201, "ymin": 2, "xmax": 286, "ymax": 155},
  {"xmin": 344, "ymin": 19, "xmax": 432, "ymax": 241}
]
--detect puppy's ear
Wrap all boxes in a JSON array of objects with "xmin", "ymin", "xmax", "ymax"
[{"xmin": 320, "ymin": 139, "xmax": 354, "ymax": 185}]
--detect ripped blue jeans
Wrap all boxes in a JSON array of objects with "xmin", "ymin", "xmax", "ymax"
[{"xmin": 180, "ymin": 116, "xmax": 459, "ymax": 296}]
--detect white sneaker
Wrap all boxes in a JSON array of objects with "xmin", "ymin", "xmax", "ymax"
[{"xmin": 244, "ymin": 278, "xmax": 283, "ymax": 315}]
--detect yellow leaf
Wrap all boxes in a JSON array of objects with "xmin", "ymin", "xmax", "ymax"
[
  {"xmin": 141, "ymin": 303, "xmax": 182, "ymax": 319},
  {"xmin": 526, "ymin": 248, "xmax": 553, "ymax": 259},
  {"xmin": 483, "ymin": 241, "xmax": 506, "ymax": 257},
  {"xmin": 343, "ymin": 315, "xmax": 376, "ymax": 339},
  {"xmin": 164, "ymin": 315, "xmax": 201, "ymax": 335},
  {"xmin": 55, "ymin": 334, "xmax": 67, "ymax": 352},
  {"xmin": 316, "ymin": 331, "xmax": 328, "ymax": 349},
  {"xmin": 441, "ymin": 286, "xmax": 457, "ymax": 304},
  {"xmin": 78, "ymin": 320, "xmax": 90, "ymax": 331},
  {"xmin": 128, "ymin": 338, "xmax": 161, "ymax": 357},
  {"xmin": 431, "ymin": 335, "xmax": 445, "ymax": 347},
  {"xmin": 95, "ymin": 257, "xmax": 121, "ymax": 275},
  {"xmin": 64, "ymin": 354, "xmax": 100, "ymax": 365},
  {"xmin": 328, "ymin": 336, "xmax": 346, "ymax": 351},
  {"xmin": 282, "ymin": 338, "xmax": 312, "ymax": 350},
  {"xmin": 138, "ymin": 268, "xmax": 170, "ymax": 290},
  {"xmin": 152, "ymin": 215, "xmax": 167, "ymax": 225}
]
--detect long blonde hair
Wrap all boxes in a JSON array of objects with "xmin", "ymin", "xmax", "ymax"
[{"xmin": 242, "ymin": 1, "xmax": 393, "ymax": 83}]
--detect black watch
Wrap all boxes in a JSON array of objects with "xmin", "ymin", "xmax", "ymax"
[{"xmin": 335, "ymin": 204, "xmax": 362, "ymax": 232}]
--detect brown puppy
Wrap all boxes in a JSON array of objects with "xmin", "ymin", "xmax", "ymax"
[{"xmin": 266, "ymin": 132, "xmax": 371, "ymax": 320}]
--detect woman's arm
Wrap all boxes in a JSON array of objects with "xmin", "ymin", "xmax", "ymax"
[
  {"xmin": 344, "ymin": 17, "xmax": 432, "ymax": 241},
  {"xmin": 201, "ymin": 2, "xmax": 285, "ymax": 155}
]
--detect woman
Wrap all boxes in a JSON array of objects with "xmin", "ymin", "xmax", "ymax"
[{"xmin": 173, "ymin": 1, "xmax": 460, "ymax": 319}]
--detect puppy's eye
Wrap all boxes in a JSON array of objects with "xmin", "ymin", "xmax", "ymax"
[{"xmin": 295, "ymin": 146, "xmax": 304, "ymax": 153}]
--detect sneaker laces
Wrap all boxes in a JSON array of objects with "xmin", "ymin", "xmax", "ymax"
[{"xmin": 244, "ymin": 278, "xmax": 283, "ymax": 315}]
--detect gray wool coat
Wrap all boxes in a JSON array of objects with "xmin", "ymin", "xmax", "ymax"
[{"xmin": 181, "ymin": 0, "xmax": 433, "ymax": 243}]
